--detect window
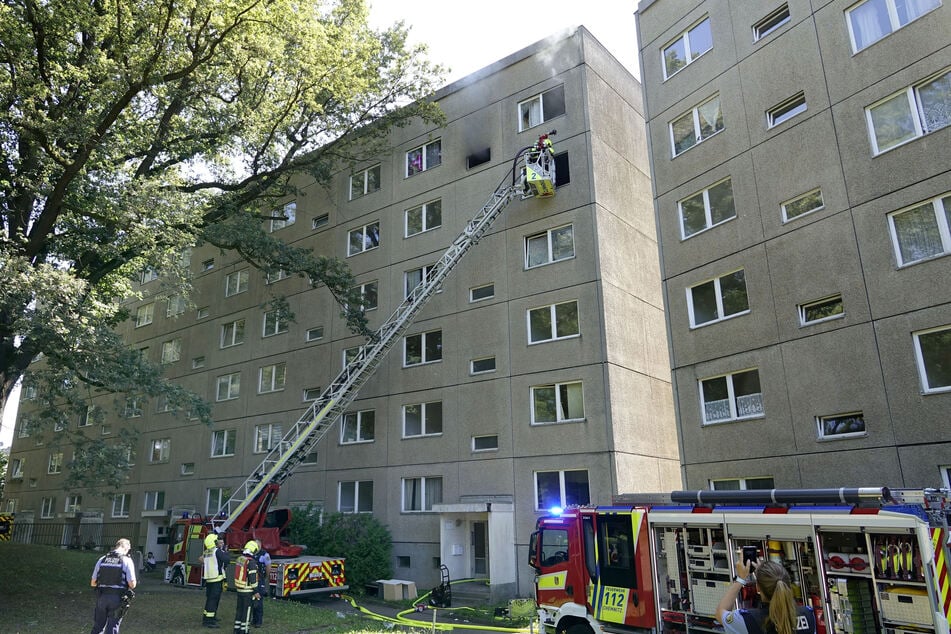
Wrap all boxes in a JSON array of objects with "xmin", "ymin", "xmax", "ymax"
[
  {"xmin": 472, "ymin": 435, "xmax": 499, "ymax": 452},
  {"xmin": 4, "ymin": 499, "xmax": 16, "ymax": 513},
  {"xmin": 782, "ymin": 188, "xmax": 825, "ymax": 222},
  {"xmin": 710, "ymin": 477, "xmax": 774, "ymax": 490},
  {"xmin": 216, "ymin": 372, "xmax": 241, "ymax": 401},
  {"xmin": 161, "ymin": 338, "xmax": 182, "ymax": 364},
  {"xmin": 135, "ymin": 303, "xmax": 154, "ymax": 327},
  {"xmin": 41, "ymin": 497, "xmax": 55, "ymax": 519},
  {"xmin": 202, "ymin": 258, "xmax": 215, "ymax": 271},
  {"xmin": 269, "ymin": 201, "xmax": 296, "ymax": 231},
  {"xmin": 662, "ymin": 17, "xmax": 713, "ymax": 79},
  {"xmin": 403, "ymin": 401, "xmax": 443, "ymax": 437},
  {"xmin": 343, "ymin": 346, "xmax": 361, "ymax": 368},
  {"xmin": 532, "ymin": 381, "xmax": 585, "ymax": 424},
  {"xmin": 339, "ymin": 481, "xmax": 374, "ymax": 513},
  {"xmin": 143, "ymin": 490, "xmax": 165, "ymax": 512},
  {"xmin": 942, "ymin": 465, "xmax": 951, "ymax": 488},
  {"xmin": 687, "ymin": 269, "xmax": 750, "ymax": 327},
  {"xmin": 670, "ymin": 95, "xmax": 724, "ymax": 157},
  {"xmin": 254, "ymin": 423, "xmax": 283, "ymax": 453},
  {"xmin": 466, "ymin": 148, "xmax": 491, "ymax": 169},
  {"xmin": 341, "ymin": 410, "xmax": 375, "ymax": 444},
  {"xmin": 140, "ymin": 267, "xmax": 159, "ymax": 284},
  {"xmin": 192, "ymin": 356, "xmax": 206, "ymax": 369},
  {"xmin": 817, "ymin": 412, "xmax": 867, "ymax": 439},
  {"xmin": 352, "ymin": 281, "xmax": 379, "ymax": 311},
  {"xmin": 526, "ymin": 224, "xmax": 575, "ymax": 268},
  {"xmin": 767, "ymin": 92, "xmax": 807, "ymax": 128},
  {"xmin": 211, "ymin": 429, "xmax": 236, "ymax": 457},
  {"xmin": 124, "ymin": 397, "xmax": 143, "ymax": 418},
  {"xmin": 405, "ymin": 264, "xmax": 436, "ymax": 299},
  {"xmin": 265, "ymin": 269, "xmax": 289, "ymax": 284},
  {"xmin": 888, "ymin": 193, "xmax": 951, "ymax": 266},
  {"xmin": 554, "ymin": 153, "xmax": 571, "ymax": 187},
  {"xmin": 470, "ymin": 356, "xmax": 496, "ymax": 374},
  {"xmin": 798, "ymin": 294, "xmax": 844, "ymax": 326},
  {"xmin": 347, "ymin": 222, "xmax": 380, "ymax": 256},
  {"xmin": 221, "ymin": 319, "xmax": 246, "ymax": 348},
  {"xmin": 518, "ymin": 85, "xmax": 566, "ymax": 131},
  {"xmin": 866, "ymin": 69, "xmax": 951, "ymax": 154},
  {"xmin": 405, "ymin": 199, "xmax": 442, "ymax": 237},
  {"xmin": 528, "ymin": 300, "xmax": 580, "ymax": 343},
  {"xmin": 535, "ymin": 470, "xmax": 589, "ymax": 510},
  {"xmin": 679, "ymin": 178, "xmax": 736, "ymax": 239},
  {"xmin": 166, "ymin": 294, "xmax": 186, "ymax": 317},
  {"xmin": 154, "ymin": 394, "xmax": 172, "ymax": 413},
  {"xmin": 262, "ymin": 310, "xmax": 289, "ymax": 337},
  {"xmin": 197, "ymin": 306, "xmax": 210, "ymax": 319},
  {"xmin": 470, "ymin": 284, "xmax": 495, "ymax": 302},
  {"xmin": 350, "ymin": 165, "xmax": 381, "ymax": 200},
  {"xmin": 406, "ymin": 139, "xmax": 442, "ymax": 177},
  {"xmin": 101, "ymin": 424, "xmax": 112, "ymax": 436},
  {"xmin": 10, "ymin": 458, "xmax": 23, "ymax": 479},
  {"xmin": 65, "ymin": 494, "xmax": 82, "ymax": 513},
  {"xmin": 303, "ymin": 387, "xmax": 322, "ymax": 401},
  {"xmin": 224, "ymin": 269, "xmax": 249, "ymax": 296},
  {"xmin": 78, "ymin": 406, "xmax": 94, "ymax": 427},
  {"xmin": 48, "ymin": 452, "xmax": 63, "ymax": 474},
  {"xmin": 259, "ymin": 362, "xmax": 287, "ymax": 393},
  {"xmin": 206, "ymin": 488, "xmax": 230, "ymax": 515},
  {"xmin": 306, "ymin": 326, "xmax": 324, "ymax": 342},
  {"xmin": 753, "ymin": 4, "xmax": 791, "ymax": 41},
  {"xmin": 913, "ymin": 325, "xmax": 951, "ymax": 392},
  {"xmin": 181, "ymin": 462, "xmax": 196, "ymax": 476},
  {"xmin": 404, "ymin": 330, "xmax": 442, "ymax": 366},
  {"xmin": 150, "ymin": 438, "xmax": 170, "ymax": 463},
  {"xmin": 847, "ymin": 0, "xmax": 940, "ymax": 52},
  {"xmin": 402, "ymin": 476, "xmax": 443, "ymax": 512},
  {"xmin": 312, "ymin": 213, "xmax": 329, "ymax": 230},
  {"xmin": 112, "ymin": 493, "xmax": 131, "ymax": 518},
  {"xmin": 700, "ymin": 369, "xmax": 764, "ymax": 424}
]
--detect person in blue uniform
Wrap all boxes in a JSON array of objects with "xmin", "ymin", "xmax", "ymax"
[
  {"xmin": 250, "ymin": 540, "xmax": 271, "ymax": 628},
  {"xmin": 716, "ymin": 557, "xmax": 816, "ymax": 634},
  {"xmin": 89, "ymin": 537, "xmax": 137, "ymax": 634}
]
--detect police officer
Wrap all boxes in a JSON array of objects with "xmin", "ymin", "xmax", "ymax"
[
  {"xmin": 232, "ymin": 541, "xmax": 259, "ymax": 634},
  {"xmin": 250, "ymin": 540, "xmax": 271, "ymax": 628},
  {"xmin": 90, "ymin": 537, "xmax": 137, "ymax": 634},
  {"xmin": 201, "ymin": 533, "xmax": 230, "ymax": 628}
]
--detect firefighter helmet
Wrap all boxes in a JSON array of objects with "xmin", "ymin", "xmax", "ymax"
[
  {"xmin": 204, "ymin": 533, "xmax": 219, "ymax": 549},
  {"xmin": 243, "ymin": 540, "xmax": 259, "ymax": 554}
]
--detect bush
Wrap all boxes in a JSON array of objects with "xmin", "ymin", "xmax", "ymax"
[{"xmin": 289, "ymin": 506, "xmax": 394, "ymax": 591}]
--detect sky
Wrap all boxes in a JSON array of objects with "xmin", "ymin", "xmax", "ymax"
[
  {"xmin": 367, "ymin": 0, "xmax": 641, "ymax": 83},
  {"xmin": 0, "ymin": 2, "xmax": 641, "ymax": 450}
]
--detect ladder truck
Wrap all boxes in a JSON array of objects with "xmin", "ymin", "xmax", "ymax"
[
  {"xmin": 529, "ymin": 487, "xmax": 951, "ymax": 634},
  {"xmin": 164, "ymin": 133, "xmax": 558, "ymax": 598}
]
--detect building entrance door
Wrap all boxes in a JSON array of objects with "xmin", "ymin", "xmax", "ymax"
[{"xmin": 471, "ymin": 520, "xmax": 488, "ymax": 576}]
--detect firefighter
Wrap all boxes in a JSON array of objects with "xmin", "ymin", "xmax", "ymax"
[
  {"xmin": 232, "ymin": 540, "xmax": 260, "ymax": 634},
  {"xmin": 716, "ymin": 558, "xmax": 816, "ymax": 634},
  {"xmin": 89, "ymin": 537, "xmax": 137, "ymax": 634},
  {"xmin": 201, "ymin": 533, "xmax": 230, "ymax": 628},
  {"xmin": 250, "ymin": 540, "xmax": 271, "ymax": 628}
]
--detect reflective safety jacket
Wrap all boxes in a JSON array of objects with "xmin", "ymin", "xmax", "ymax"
[
  {"xmin": 233, "ymin": 554, "xmax": 258, "ymax": 593},
  {"xmin": 202, "ymin": 546, "xmax": 226, "ymax": 583}
]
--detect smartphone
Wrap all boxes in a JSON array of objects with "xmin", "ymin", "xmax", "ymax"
[{"xmin": 742, "ymin": 546, "xmax": 758, "ymax": 566}]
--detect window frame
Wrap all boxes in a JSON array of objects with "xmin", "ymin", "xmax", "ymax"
[
  {"xmin": 699, "ymin": 368, "xmax": 764, "ymax": 425},
  {"xmin": 341, "ymin": 409, "xmax": 375, "ymax": 444},
  {"xmin": 216, "ymin": 372, "xmax": 241, "ymax": 401},
  {"xmin": 469, "ymin": 284, "xmax": 495, "ymax": 302},
  {"xmin": 710, "ymin": 477, "xmax": 775, "ymax": 491},
  {"xmin": 166, "ymin": 294, "xmax": 186, "ymax": 317},
  {"xmin": 312, "ymin": 213, "xmax": 330, "ymax": 231},
  {"xmin": 262, "ymin": 309, "xmax": 289, "ymax": 337},
  {"xmin": 405, "ymin": 139, "xmax": 442, "ymax": 177},
  {"xmin": 766, "ymin": 91, "xmax": 807, "ymax": 128},
  {"xmin": 41, "ymin": 496, "xmax": 56, "ymax": 519},
  {"xmin": 149, "ymin": 438, "xmax": 170, "ymax": 463},
  {"xmin": 220, "ymin": 318, "xmax": 246, "ymax": 348},
  {"xmin": 525, "ymin": 224, "xmax": 575, "ymax": 268},
  {"xmin": 349, "ymin": 164, "xmax": 381, "ymax": 200},
  {"xmin": 47, "ymin": 451, "xmax": 64, "ymax": 475},
  {"xmin": 531, "ymin": 380, "xmax": 585, "ymax": 425},
  {"xmin": 352, "ymin": 280, "xmax": 379, "ymax": 311},
  {"xmin": 816, "ymin": 411, "xmax": 868, "ymax": 440},
  {"xmin": 258, "ymin": 362, "xmax": 287, "ymax": 394},
  {"xmin": 798, "ymin": 294, "xmax": 845, "ymax": 326},
  {"xmin": 405, "ymin": 199, "xmax": 442, "ymax": 237},
  {"xmin": 112, "ymin": 493, "xmax": 131, "ymax": 518},
  {"xmin": 224, "ymin": 269, "xmax": 249, "ymax": 297},
  {"xmin": 527, "ymin": 300, "xmax": 581, "ymax": 344},
  {"xmin": 210, "ymin": 429, "xmax": 237, "ymax": 458},
  {"xmin": 534, "ymin": 469, "xmax": 590, "ymax": 511},
  {"xmin": 253, "ymin": 422, "xmax": 283, "ymax": 454},
  {"xmin": 135, "ymin": 303, "xmax": 154, "ymax": 328},
  {"xmin": 781, "ymin": 188, "xmax": 825, "ymax": 222},
  {"xmin": 161, "ymin": 338, "xmax": 182, "ymax": 364},
  {"xmin": 669, "ymin": 94, "xmax": 724, "ymax": 157},
  {"xmin": 347, "ymin": 221, "xmax": 381, "ymax": 256},
  {"xmin": 403, "ymin": 330, "xmax": 443, "ymax": 367},
  {"xmin": 887, "ymin": 193, "xmax": 951, "ymax": 266},
  {"xmin": 913, "ymin": 324, "xmax": 951, "ymax": 393},
  {"xmin": 472, "ymin": 434, "xmax": 499, "ymax": 452},
  {"xmin": 269, "ymin": 201, "xmax": 297, "ymax": 232},
  {"xmin": 338, "ymin": 480, "xmax": 374, "ymax": 513},
  {"xmin": 143, "ymin": 490, "xmax": 165, "ymax": 512},
  {"xmin": 518, "ymin": 84, "xmax": 567, "ymax": 132},
  {"xmin": 678, "ymin": 177, "xmax": 737, "ymax": 239},
  {"xmin": 686, "ymin": 269, "xmax": 750, "ymax": 328},
  {"xmin": 470, "ymin": 356, "xmax": 497, "ymax": 375},
  {"xmin": 402, "ymin": 401, "xmax": 443, "ymax": 438},
  {"xmin": 752, "ymin": 4, "xmax": 791, "ymax": 42},
  {"xmin": 846, "ymin": 0, "xmax": 941, "ymax": 53},
  {"xmin": 404, "ymin": 264, "xmax": 437, "ymax": 299},
  {"xmin": 206, "ymin": 487, "xmax": 230, "ymax": 515},
  {"xmin": 401, "ymin": 476, "xmax": 443, "ymax": 512},
  {"xmin": 865, "ymin": 68, "xmax": 951, "ymax": 155},
  {"xmin": 306, "ymin": 326, "xmax": 324, "ymax": 342},
  {"xmin": 662, "ymin": 16, "xmax": 714, "ymax": 80}
]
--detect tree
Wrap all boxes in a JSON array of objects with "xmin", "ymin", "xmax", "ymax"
[{"xmin": 0, "ymin": 0, "xmax": 444, "ymax": 490}]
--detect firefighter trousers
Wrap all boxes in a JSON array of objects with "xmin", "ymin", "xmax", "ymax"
[
  {"xmin": 203, "ymin": 579, "xmax": 223, "ymax": 625},
  {"xmin": 233, "ymin": 591, "xmax": 254, "ymax": 634}
]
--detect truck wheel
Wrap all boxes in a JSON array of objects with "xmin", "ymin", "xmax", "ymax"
[
  {"xmin": 171, "ymin": 569, "xmax": 185, "ymax": 586},
  {"xmin": 558, "ymin": 624, "xmax": 592, "ymax": 634}
]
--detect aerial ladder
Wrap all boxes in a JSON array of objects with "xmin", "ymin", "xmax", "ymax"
[{"xmin": 165, "ymin": 132, "xmax": 557, "ymax": 593}]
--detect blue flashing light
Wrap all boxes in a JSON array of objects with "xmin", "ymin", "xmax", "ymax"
[{"xmin": 549, "ymin": 506, "xmax": 564, "ymax": 516}]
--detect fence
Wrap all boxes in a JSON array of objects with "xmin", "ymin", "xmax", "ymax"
[{"xmin": 9, "ymin": 520, "xmax": 141, "ymax": 551}]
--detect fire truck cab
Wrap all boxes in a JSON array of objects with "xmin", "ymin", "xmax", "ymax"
[{"xmin": 529, "ymin": 488, "xmax": 951, "ymax": 634}]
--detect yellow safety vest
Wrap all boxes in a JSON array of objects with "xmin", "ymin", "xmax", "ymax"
[{"xmin": 202, "ymin": 547, "xmax": 225, "ymax": 582}]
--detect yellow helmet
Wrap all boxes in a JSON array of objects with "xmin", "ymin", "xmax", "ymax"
[
  {"xmin": 204, "ymin": 533, "xmax": 218, "ymax": 549},
  {"xmin": 243, "ymin": 540, "xmax": 259, "ymax": 554}
]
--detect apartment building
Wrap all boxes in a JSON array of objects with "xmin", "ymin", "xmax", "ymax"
[
  {"xmin": 635, "ymin": 0, "xmax": 951, "ymax": 490},
  {"xmin": 4, "ymin": 27, "xmax": 679, "ymax": 598}
]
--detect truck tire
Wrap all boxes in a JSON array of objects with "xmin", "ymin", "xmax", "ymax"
[{"xmin": 558, "ymin": 622, "xmax": 592, "ymax": 634}]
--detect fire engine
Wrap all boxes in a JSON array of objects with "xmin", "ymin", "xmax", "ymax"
[
  {"xmin": 529, "ymin": 487, "xmax": 951, "ymax": 634},
  {"xmin": 163, "ymin": 133, "xmax": 559, "ymax": 598}
]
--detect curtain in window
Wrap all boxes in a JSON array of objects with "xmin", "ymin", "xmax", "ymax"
[
  {"xmin": 404, "ymin": 478, "xmax": 421, "ymax": 511},
  {"xmin": 424, "ymin": 478, "xmax": 442, "ymax": 510},
  {"xmin": 697, "ymin": 98, "xmax": 723, "ymax": 139},
  {"xmin": 897, "ymin": 0, "xmax": 941, "ymax": 26},
  {"xmin": 559, "ymin": 382, "xmax": 584, "ymax": 420},
  {"xmin": 894, "ymin": 203, "xmax": 942, "ymax": 263},
  {"xmin": 917, "ymin": 71, "xmax": 950, "ymax": 132},
  {"xmin": 551, "ymin": 226, "xmax": 575, "ymax": 260},
  {"xmin": 850, "ymin": 0, "xmax": 890, "ymax": 50}
]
